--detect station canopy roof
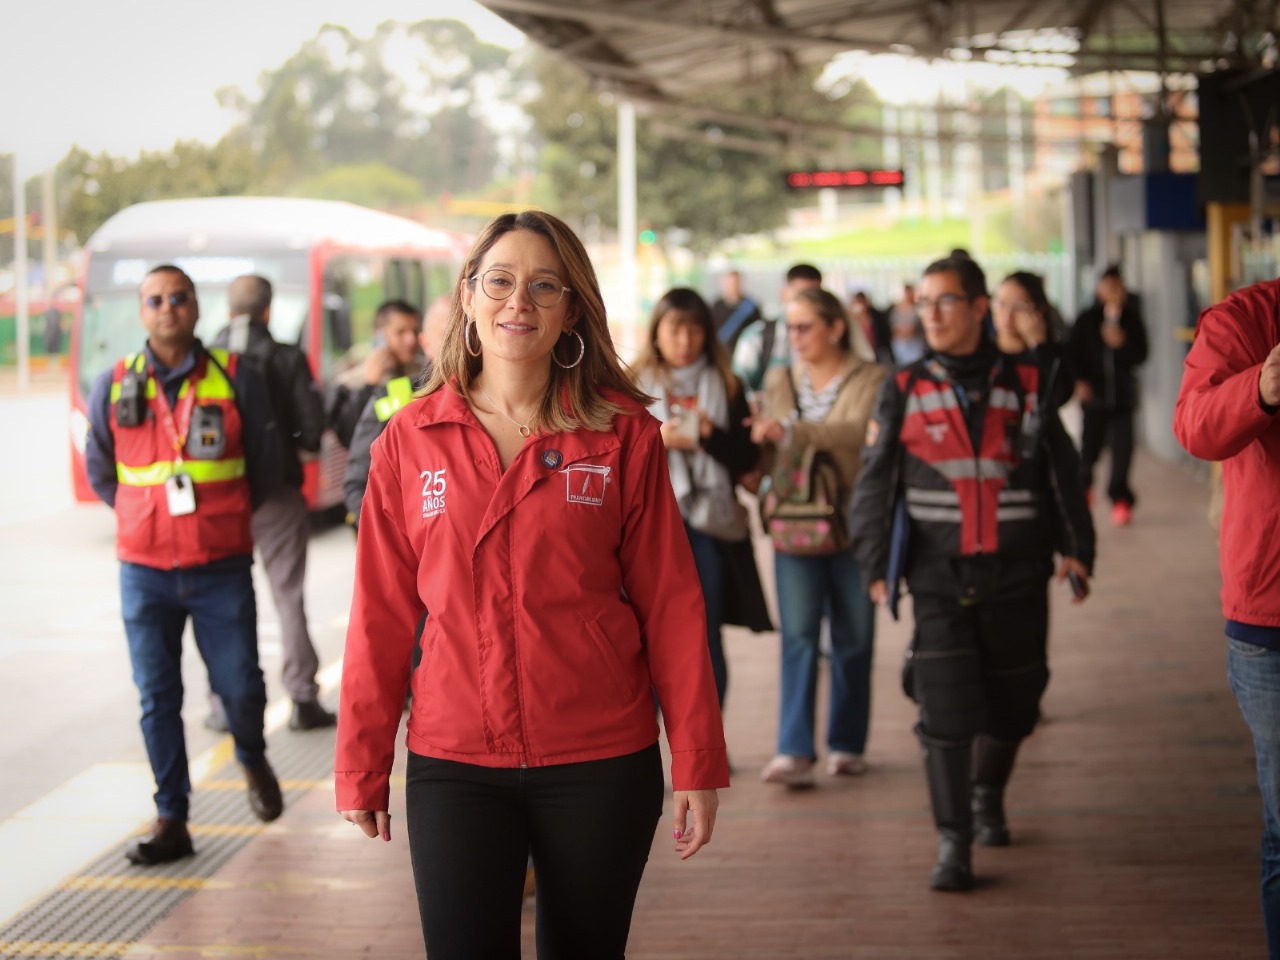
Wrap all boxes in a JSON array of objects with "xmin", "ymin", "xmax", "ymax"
[{"xmin": 479, "ymin": 0, "xmax": 1279, "ymax": 106}]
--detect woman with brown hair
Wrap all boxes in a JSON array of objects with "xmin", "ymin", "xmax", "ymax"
[
  {"xmin": 632, "ymin": 287, "xmax": 772, "ymax": 709},
  {"xmin": 335, "ymin": 211, "xmax": 727, "ymax": 959},
  {"xmin": 750, "ymin": 286, "xmax": 887, "ymax": 788}
]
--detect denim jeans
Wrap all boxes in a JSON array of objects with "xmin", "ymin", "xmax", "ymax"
[
  {"xmin": 1227, "ymin": 637, "xmax": 1280, "ymax": 959},
  {"xmin": 774, "ymin": 548, "xmax": 875, "ymax": 759},
  {"xmin": 685, "ymin": 524, "xmax": 727, "ymax": 706},
  {"xmin": 120, "ymin": 560, "xmax": 267, "ymax": 821}
]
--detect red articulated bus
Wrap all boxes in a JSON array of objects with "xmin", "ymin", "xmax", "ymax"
[{"xmin": 68, "ymin": 196, "xmax": 468, "ymax": 510}]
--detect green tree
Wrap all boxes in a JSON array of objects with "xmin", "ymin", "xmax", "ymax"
[
  {"xmin": 56, "ymin": 140, "xmax": 255, "ymax": 242},
  {"xmin": 219, "ymin": 18, "xmax": 520, "ymax": 197},
  {"xmin": 290, "ymin": 162, "xmax": 425, "ymax": 209}
]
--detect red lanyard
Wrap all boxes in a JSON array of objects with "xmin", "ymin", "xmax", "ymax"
[{"xmin": 152, "ymin": 364, "xmax": 201, "ymax": 456}]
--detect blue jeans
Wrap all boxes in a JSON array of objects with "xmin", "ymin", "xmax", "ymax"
[
  {"xmin": 774, "ymin": 548, "xmax": 875, "ymax": 759},
  {"xmin": 685, "ymin": 525, "xmax": 727, "ymax": 706},
  {"xmin": 120, "ymin": 560, "xmax": 267, "ymax": 821},
  {"xmin": 1228, "ymin": 637, "xmax": 1280, "ymax": 959}
]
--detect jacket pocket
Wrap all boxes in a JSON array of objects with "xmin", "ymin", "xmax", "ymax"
[
  {"xmin": 583, "ymin": 618, "xmax": 636, "ymax": 702},
  {"xmin": 1240, "ymin": 512, "xmax": 1280, "ymax": 599}
]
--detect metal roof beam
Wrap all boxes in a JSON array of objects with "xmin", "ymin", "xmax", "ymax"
[
  {"xmin": 483, "ymin": 0, "xmax": 931, "ymax": 56},
  {"xmin": 1072, "ymin": 0, "xmax": 1114, "ymax": 40}
]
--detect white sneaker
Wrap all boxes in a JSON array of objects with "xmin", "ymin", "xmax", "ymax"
[
  {"xmin": 827, "ymin": 751, "xmax": 868, "ymax": 776},
  {"xmin": 760, "ymin": 754, "xmax": 815, "ymax": 788}
]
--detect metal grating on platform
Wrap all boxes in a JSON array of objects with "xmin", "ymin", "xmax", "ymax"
[{"xmin": 0, "ymin": 724, "xmax": 338, "ymax": 960}]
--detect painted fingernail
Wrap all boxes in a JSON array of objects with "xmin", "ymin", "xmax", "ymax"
[
  {"xmin": 674, "ymin": 829, "xmax": 682, "ymax": 840},
  {"xmin": 382, "ymin": 829, "xmax": 391, "ymax": 842}
]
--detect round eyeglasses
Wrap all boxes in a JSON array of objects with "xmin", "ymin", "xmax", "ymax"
[{"xmin": 471, "ymin": 269, "xmax": 572, "ymax": 309}]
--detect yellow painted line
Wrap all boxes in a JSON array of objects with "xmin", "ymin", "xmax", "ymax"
[
  {"xmin": 0, "ymin": 657, "xmax": 350, "ymax": 929},
  {"xmin": 197, "ymin": 779, "xmax": 328, "ymax": 791},
  {"xmin": 62, "ymin": 876, "xmax": 232, "ymax": 892},
  {"xmin": 0, "ymin": 943, "xmax": 136, "ymax": 958}
]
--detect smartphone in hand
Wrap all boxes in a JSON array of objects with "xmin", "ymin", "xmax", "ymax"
[{"xmin": 1067, "ymin": 570, "xmax": 1088, "ymax": 600}]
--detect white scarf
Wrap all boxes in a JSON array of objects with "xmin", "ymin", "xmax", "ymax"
[{"xmin": 640, "ymin": 359, "xmax": 743, "ymax": 538}]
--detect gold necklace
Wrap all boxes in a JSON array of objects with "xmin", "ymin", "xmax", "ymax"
[{"xmin": 477, "ymin": 385, "xmax": 533, "ymax": 438}]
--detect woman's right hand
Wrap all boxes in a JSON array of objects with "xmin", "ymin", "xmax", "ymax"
[
  {"xmin": 341, "ymin": 809, "xmax": 392, "ymax": 842},
  {"xmin": 660, "ymin": 418, "xmax": 698, "ymax": 451}
]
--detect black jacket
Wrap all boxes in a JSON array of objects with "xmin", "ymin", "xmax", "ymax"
[
  {"xmin": 213, "ymin": 318, "xmax": 323, "ymax": 489},
  {"xmin": 1067, "ymin": 299, "xmax": 1148, "ymax": 411},
  {"xmin": 849, "ymin": 350, "xmax": 1095, "ymax": 600}
]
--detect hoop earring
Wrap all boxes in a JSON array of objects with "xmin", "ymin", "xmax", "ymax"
[
  {"xmin": 553, "ymin": 329, "xmax": 585, "ymax": 370},
  {"xmin": 464, "ymin": 319, "xmax": 482, "ymax": 358}
]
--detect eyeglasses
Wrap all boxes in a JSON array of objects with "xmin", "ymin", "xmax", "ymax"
[
  {"xmin": 916, "ymin": 294, "xmax": 969, "ymax": 317},
  {"xmin": 785, "ymin": 322, "xmax": 815, "ymax": 336},
  {"xmin": 143, "ymin": 291, "xmax": 191, "ymax": 309},
  {"xmin": 471, "ymin": 269, "xmax": 571, "ymax": 309},
  {"xmin": 991, "ymin": 296, "xmax": 1034, "ymax": 316}
]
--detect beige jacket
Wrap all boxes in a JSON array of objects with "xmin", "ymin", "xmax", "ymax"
[{"xmin": 760, "ymin": 353, "xmax": 887, "ymax": 514}]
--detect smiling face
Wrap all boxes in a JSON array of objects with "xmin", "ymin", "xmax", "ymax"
[
  {"xmin": 139, "ymin": 269, "xmax": 199, "ymax": 353},
  {"xmin": 460, "ymin": 229, "xmax": 572, "ymax": 368}
]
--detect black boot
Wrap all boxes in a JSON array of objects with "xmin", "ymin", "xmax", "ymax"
[
  {"xmin": 919, "ymin": 727, "xmax": 974, "ymax": 892},
  {"xmin": 972, "ymin": 735, "xmax": 1020, "ymax": 847}
]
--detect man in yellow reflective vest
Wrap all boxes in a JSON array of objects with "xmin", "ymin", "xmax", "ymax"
[
  {"xmin": 343, "ymin": 294, "xmax": 449, "ymax": 529},
  {"xmin": 85, "ymin": 264, "xmax": 285, "ymax": 865}
]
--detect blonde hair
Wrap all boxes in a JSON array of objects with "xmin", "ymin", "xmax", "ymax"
[
  {"xmin": 632, "ymin": 287, "xmax": 740, "ymax": 403},
  {"xmin": 422, "ymin": 211, "xmax": 651, "ymax": 433}
]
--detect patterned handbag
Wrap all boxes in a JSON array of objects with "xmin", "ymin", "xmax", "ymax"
[{"xmin": 759, "ymin": 445, "xmax": 848, "ymax": 556}]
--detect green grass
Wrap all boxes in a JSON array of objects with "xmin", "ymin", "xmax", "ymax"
[{"xmin": 784, "ymin": 215, "xmax": 1016, "ymax": 260}]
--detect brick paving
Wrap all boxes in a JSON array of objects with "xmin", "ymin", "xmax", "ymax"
[{"xmin": 128, "ymin": 452, "xmax": 1264, "ymax": 959}]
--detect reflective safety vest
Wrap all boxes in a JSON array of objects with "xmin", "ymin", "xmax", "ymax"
[
  {"xmin": 897, "ymin": 357, "xmax": 1041, "ymax": 558},
  {"xmin": 109, "ymin": 348, "xmax": 253, "ymax": 568},
  {"xmin": 374, "ymin": 376, "xmax": 414, "ymax": 422}
]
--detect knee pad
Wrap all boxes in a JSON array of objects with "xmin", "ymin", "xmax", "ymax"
[{"xmin": 913, "ymin": 650, "xmax": 985, "ymax": 743}]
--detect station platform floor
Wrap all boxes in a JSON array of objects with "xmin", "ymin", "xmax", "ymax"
[{"xmin": 0, "ymin": 450, "xmax": 1266, "ymax": 959}]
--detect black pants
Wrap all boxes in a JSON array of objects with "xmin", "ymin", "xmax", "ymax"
[
  {"xmin": 910, "ymin": 585, "xmax": 1049, "ymax": 744},
  {"xmin": 405, "ymin": 744, "xmax": 664, "ymax": 960},
  {"xmin": 1079, "ymin": 406, "xmax": 1136, "ymax": 506}
]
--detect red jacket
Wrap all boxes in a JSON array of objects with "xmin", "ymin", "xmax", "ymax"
[
  {"xmin": 1174, "ymin": 279, "xmax": 1280, "ymax": 627},
  {"xmin": 110, "ymin": 349, "xmax": 253, "ymax": 569},
  {"xmin": 335, "ymin": 385, "xmax": 729, "ymax": 812}
]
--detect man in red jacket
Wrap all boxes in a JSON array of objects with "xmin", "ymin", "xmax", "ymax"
[{"xmin": 1174, "ymin": 277, "xmax": 1280, "ymax": 958}]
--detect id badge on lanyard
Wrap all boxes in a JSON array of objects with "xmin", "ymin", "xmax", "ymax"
[
  {"xmin": 164, "ymin": 469, "xmax": 197, "ymax": 516},
  {"xmin": 156, "ymin": 370, "xmax": 200, "ymax": 517}
]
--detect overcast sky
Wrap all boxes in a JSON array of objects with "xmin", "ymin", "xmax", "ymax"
[{"xmin": 1, "ymin": 0, "xmax": 526, "ymax": 170}]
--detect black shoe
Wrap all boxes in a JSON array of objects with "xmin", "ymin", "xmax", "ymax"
[
  {"xmin": 289, "ymin": 700, "xmax": 336, "ymax": 731},
  {"xmin": 930, "ymin": 832, "xmax": 975, "ymax": 892},
  {"xmin": 973, "ymin": 785, "xmax": 1011, "ymax": 847},
  {"xmin": 243, "ymin": 761, "xmax": 284, "ymax": 822},
  {"xmin": 125, "ymin": 818, "xmax": 194, "ymax": 865}
]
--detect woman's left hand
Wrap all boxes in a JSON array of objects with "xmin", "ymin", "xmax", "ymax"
[
  {"xmin": 672, "ymin": 789, "xmax": 718, "ymax": 860},
  {"xmin": 1014, "ymin": 310, "xmax": 1047, "ymax": 349},
  {"xmin": 749, "ymin": 416, "xmax": 785, "ymax": 445}
]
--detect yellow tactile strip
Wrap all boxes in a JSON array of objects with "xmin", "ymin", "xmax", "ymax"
[{"xmin": 0, "ymin": 724, "xmax": 338, "ymax": 960}]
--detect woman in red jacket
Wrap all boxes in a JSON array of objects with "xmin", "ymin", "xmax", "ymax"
[{"xmin": 335, "ymin": 211, "xmax": 728, "ymax": 960}]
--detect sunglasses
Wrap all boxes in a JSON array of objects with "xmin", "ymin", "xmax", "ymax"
[{"xmin": 143, "ymin": 291, "xmax": 191, "ymax": 309}]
